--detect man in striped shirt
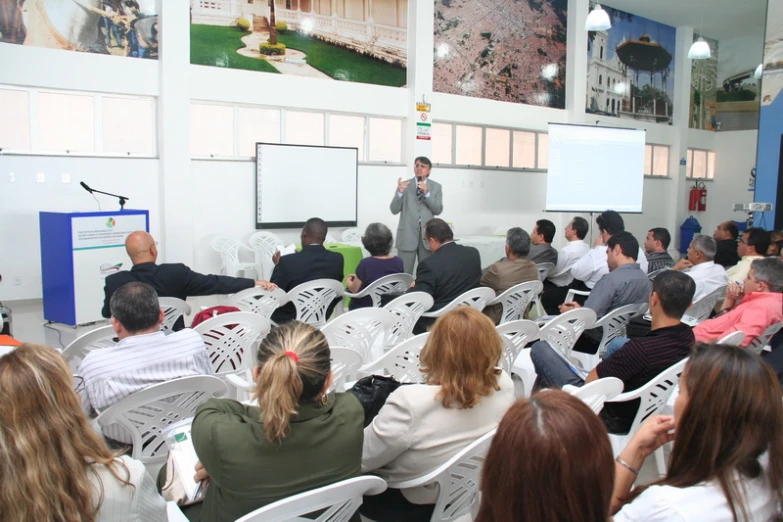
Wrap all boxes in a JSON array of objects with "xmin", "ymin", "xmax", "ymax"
[
  {"xmin": 532, "ymin": 270, "xmax": 696, "ymax": 434},
  {"xmin": 79, "ymin": 282, "xmax": 212, "ymax": 443}
]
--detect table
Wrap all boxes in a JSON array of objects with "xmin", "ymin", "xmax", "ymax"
[
  {"xmin": 456, "ymin": 236, "xmax": 506, "ymax": 268},
  {"xmin": 295, "ymin": 243, "xmax": 364, "ymax": 277}
]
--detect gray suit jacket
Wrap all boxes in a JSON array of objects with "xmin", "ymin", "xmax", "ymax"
[{"xmin": 390, "ymin": 178, "xmax": 443, "ymax": 252}]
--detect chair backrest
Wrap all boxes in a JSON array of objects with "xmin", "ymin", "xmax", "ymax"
[
  {"xmin": 61, "ymin": 325, "xmax": 117, "ymax": 370},
  {"xmin": 321, "ymin": 308, "xmax": 392, "ymax": 363},
  {"xmin": 350, "ymin": 273, "xmax": 414, "ymax": 307},
  {"xmin": 423, "ymin": 287, "xmax": 496, "ymax": 317},
  {"xmin": 538, "ymin": 308, "xmax": 597, "ymax": 362},
  {"xmin": 235, "ymin": 476, "xmax": 387, "ymax": 522},
  {"xmin": 495, "ymin": 320, "xmax": 540, "ymax": 374},
  {"xmin": 647, "ymin": 268, "xmax": 669, "ymax": 281},
  {"xmin": 717, "ymin": 330, "xmax": 746, "ymax": 346},
  {"xmin": 288, "ymin": 279, "xmax": 346, "ymax": 328},
  {"xmin": 193, "ymin": 312, "xmax": 271, "ymax": 377},
  {"xmin": 491, "ymin": 280, "xmax": 543, "ymax": 324},
  {"xmin": 684, "ymin": 286, "xmax": 726, "ymax": 323},
  {"xmin": 223, "ymin": 287, "xmax": 289, "ymax": 320},
  {"xmin": 594, "ymin": 303, "xmax": 648, "ymax": 354},
  {"xmin": 330, "ymin": 347, "xmax": 365, "ymax": 390},
  {"xmin": 247, "ymin": 231, "xmax": 284, "ymax": 255},
  {"xmin": 747, "ymin": 322, "xmax": 783, "ymax": 355},
  {"xmin": 536, "ymin": 262, "xmax": 556, "ymax": 282},
  {"xmin": 341, "ymin": 227, "xmax": 363, "ymax": 243},
  {"xmin": 567, "ymin": 377, "xmax": 624, "ymax": 414},
  {"xmin": 158, "ymin": 297, "xmax": 192, "ymax": 332},
  {"xmin": 382, "ymin": 292, "xmax": 434, "ymax": 347},
  {"xmin": 95, "ymin": 376, "xmax": 227, "ymax": 465},
  {"xmin": 361, "ymin": 333, "xmax": 429, "ymax": 383}
]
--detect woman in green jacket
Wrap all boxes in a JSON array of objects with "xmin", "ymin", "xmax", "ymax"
[{"xmin": 185, "ymin": 321, "xmax": 364, "ymax": 522}]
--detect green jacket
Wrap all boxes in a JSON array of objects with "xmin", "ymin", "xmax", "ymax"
[{"xmin": 190, "ymin": 393, "xmax": 364, "ymax": 522}]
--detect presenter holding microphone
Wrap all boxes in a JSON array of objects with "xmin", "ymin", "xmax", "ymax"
[{"xmin": 390, "ymin": 156, "xmax": 443, "ymax": 274}]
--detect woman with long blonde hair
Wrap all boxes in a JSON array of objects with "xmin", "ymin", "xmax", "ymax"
[
  {"xmin": 186, "ymin": 320, "xmax": 364, "ymax": 522},
  {"xmin": 0, "ymin": 343, "xmax": 166, "ymax": 522}
]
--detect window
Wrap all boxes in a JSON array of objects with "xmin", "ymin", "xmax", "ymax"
[
  {"xmin": 0, "ymin": 88, "xmax": 30, "ymax": 150},
  {"xmin": 643, "ymin": 144, "xmax": 670, "ymax": 177},
  {"xmin": 328, "ymin": 114, "xmax": 365, "ymax": 161},
  {"xmin": 512, "ymin": 131, "xmax": 536, "ymax": 168},
  {"xmin": 190, "ymin": 103, "xmax": 234, "ymax": 157},
  {"xmin": 102, "ymin": 96, "xmax": 155, "ymax": 155},
  {"xmin": 38, "ymin": 92, "xmax": 95, "ymax": 153},
  {"xmin": 485, "ymin": 128, "xmax": 510, "ymax": 167},
  {"xmin": 706, "ymin": 151, "xmax": 716, "ymax": 179},
  {"xmin": 238, "ymin": 107, "xmax": 280, "ymax": 157},
  {"xmin": 537, "ymin": 133, "xmax": 549, "ymax": 169},
  {"xmin": 644, "ymin": 145, "xmax": 653, "ymax": 175},
  {"xmin": 599, "ymin": 74, "xmax": 603, "ymax": 85},
  {"xmin": 455, "ymin": 125, "xmax": 483, "ymax": 165},
  {"xmin": 687, "ymin": 148, "xmax": 715, "ymax": 179},
  {"xmin": 367, "ymin": 117, "xmax": 402, "ymax": 163},
  {"xmin": 432, "ymin": 123, "xmax": 453, "ymax": 164},
  {"xmin": 285, "ymin": 111, "xmax": 324, "ymax": 146}
]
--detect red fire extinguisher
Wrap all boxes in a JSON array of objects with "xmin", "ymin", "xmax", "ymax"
[{"xmin": 688, "ymin": 182, "xmax": 707, "ymax": 212}]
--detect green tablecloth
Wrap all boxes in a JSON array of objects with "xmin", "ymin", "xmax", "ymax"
[{"xmin": 296, "ymin": 243, "xmax": 364, "ymax": 279}]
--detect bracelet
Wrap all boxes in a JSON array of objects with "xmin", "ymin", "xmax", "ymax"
[{"xmin": 615, "ymin": 456, "xmax": 640, "ymax": 475}]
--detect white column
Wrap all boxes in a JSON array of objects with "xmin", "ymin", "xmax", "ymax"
[
  {"xmin": 565, "ymin": 0, "xmax": 588, "ymax": 122},
  {"xmin": 405, "ymin": 0, "xmax": 433, "ymax": 165},
  {"xmin": 669, "ymin": 26, "xmax": 695, "ymax": 242},
  {"xmin": 158, "ymin": 0, "xmax": 194, "ymax": 265}
]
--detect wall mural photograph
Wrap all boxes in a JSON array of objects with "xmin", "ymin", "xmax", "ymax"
[
  {"xmin": 0, "ymin": 0, "xmax": 159, "ymax": 59},
  {"xmin": 432, "ymin": 0, "xmax": 568, "ymax": 109},
  {"xmin": 689, "ymin": 35, "xmax": 719, "ymax": 131},
  {"xmin": 189, "ymin": 0, "xmax": 407, "ymax": 87},
  {"xmin": 586, "ymin": 4, "xmax": 676, "ymax": 125}
]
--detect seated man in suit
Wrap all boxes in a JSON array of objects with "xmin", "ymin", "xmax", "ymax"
[
  {"xmin": 102, "ymin": 231, "xmax": 275, "ymax": 330},
  {"xmin": 481, "ymin": 227, "xmax": 538, "ymax": 324},
  {"xmin": 712, "ymin": 221, "xmax": 741, "ymax": 268},
  {"xmin": 528, "ymin": 219, "xmax": 558, "ymax": 266},
  {"xmin": 270, "ymin": 217, "xmax": 344, "ymax": 324},
  {"xmin": 410, "ymin": 218, "xmax": 482, "ymax": 334}
]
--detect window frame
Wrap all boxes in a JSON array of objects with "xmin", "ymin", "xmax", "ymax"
[
  {"xmin": 644, "ymin": 143, "xmax": 671, "ymax": 178},
  {"xmin": 686, "ymin": 147, "xmax": 715, "ymax": 180}
]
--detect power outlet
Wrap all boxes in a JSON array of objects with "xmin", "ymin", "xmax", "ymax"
[{"xmin": 13, "ymin": 276, "xmax": 22, "ymax": 286}]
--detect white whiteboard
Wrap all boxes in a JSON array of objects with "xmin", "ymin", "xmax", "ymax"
[
  {"xmin": 256, "ymin": 143, "xmax": 358, "ymax": 228},
  {"xmin": 545, "ymin": 123, "xmax": 645, "ymax": 213}
]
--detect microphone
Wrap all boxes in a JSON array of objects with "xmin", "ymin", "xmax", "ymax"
[
  {"xmin": 80, "ymin": 181, "xmax": 93, "ymax": 193},
  {"xmin": 416, "ymin": 176, "xmax": 423, "ymax": 199}
]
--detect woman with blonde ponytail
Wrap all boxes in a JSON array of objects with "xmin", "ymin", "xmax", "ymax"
[
  {"xmin": 0, "ymin": 344, "xmax": 166, "ymax": 522},
  {"xmin": 186, "ymin": 320, "xmax": 364, "ymax": 522}
]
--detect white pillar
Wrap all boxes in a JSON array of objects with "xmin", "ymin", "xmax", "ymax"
[
  {"xmin": 669, "ymin": 26, "xmax": 695, "ymax": 243},
  {"xmin": 405, "ymin": 0, "xmax": 433, "ymax": 164},
  {"xmin": 565, "ymin": 0, "xmax": 588, "ymax": 122}
]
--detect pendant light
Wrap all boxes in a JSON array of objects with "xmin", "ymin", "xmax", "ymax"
[
  {"xmin": 585, "ymin": 4, "xmax": 611, "ymax": 31},
  {"xmin": 688, "ymin": 9, "xmax": 710, "ymax": 60}
]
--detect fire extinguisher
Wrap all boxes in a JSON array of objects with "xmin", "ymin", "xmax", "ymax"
[{"xmin": 688, "ymin": 182, "xmax": 707, "ymax": 211}]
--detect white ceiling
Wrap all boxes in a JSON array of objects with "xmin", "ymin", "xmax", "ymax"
[{"xmin": 605, "ymin": 0, "xmax": 769, "ymax": 40}]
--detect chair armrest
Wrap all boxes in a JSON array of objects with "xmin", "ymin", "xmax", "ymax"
[
  {"xmin": 605, "ymin": 386, "xmax": 645, "ymax": 403},
  {"xmin": 421, "ymin": 308, "xmax": 446, "ymax": 318},
  {"xmin": 565, "ymin": 289, "xmax": 591, "ymax": 303},
  {"xmin": 225, "ymin": 374, "xmax": 253, "ymax": 392},
  {"xmin": 344, "ymin": 289, "xmax": 369, "ymax": 299},
  {"xmin": 562, "ymin": 384, "xmax": 580, "ymax": 394}
]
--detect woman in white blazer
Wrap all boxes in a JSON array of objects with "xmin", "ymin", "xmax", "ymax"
[{"xmin": 361, "ymin": 307, "xmax": 516, "ymax": 521}]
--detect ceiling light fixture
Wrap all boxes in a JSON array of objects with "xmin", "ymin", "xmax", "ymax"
[
  {"xmin": 754, "ymin": 63, "xmax": 763, "ymax": 79},
  {"xmin": 688, "ymin": 37, "xmax": 711, "ymax": 59},
  {"xmin": 585, "ymin": 4, "xmax": 611, "ymax": 31}
]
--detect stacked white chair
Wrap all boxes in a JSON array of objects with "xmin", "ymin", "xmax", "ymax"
[
  {"xmin": 360, "ymin": 332, "xmax": 429, "ymax": 383},
  {"xmin": 61, "ymin": 325, "xmax": 117, "ymax": 371},
  {"xmin": 495, "ymin": 320, "xmax": 540, "ymax": 375},
  {"xmin": 287, "ymin": 279, "xmax": 346, "ymax": 328},
  {"xmin": 717, "ymin": 330, "xmax": 746, "ymax": 345},
  {"xmin": 321, "ymin": 308, "xmax": 393, "ymax": 364},
  {"xmin": 564, "ymin": 376, "xmax": 624, "ymax": 415},
  {"xmin": 158, "ymin": 297, "xmax": 191, "ymax": 332},
  {"xmin": 421, "ymin": 287, "xmax": 495, "ymax": 319},
  {"xmin": 341, "ymin": 227, "xmax": 363, "ymax": 243},
  {"xmin": 247, "ymin": 231, "xmax": 284, "ymax": 280},
  {"xmin": 489, "ymin": 280, "xmax": 543, "ymax": 324},
  {"xmin": 210, "ymin": 236, "xmax": 257, "ymax": 279},
  {"xmin": 382, "ymin": 292, "xmax": 434, "ymax": 348},
  {"xmin": 572, "ymin": 302, "xmax": 647, "ymax": 371},
  {"xmin": 223, "ymin": 287, "xmax": 289, "ymax": 323},
  {"xmin": 682, "ymin": 286, "xmax": 726, "ymax": 324},
  {"xmin": 747, "ymin": 322, "xmax": 783, "ymax": 355},
  {"xmin": 344, "ymin": 273, "xmax": 414, "ymax": 309}
]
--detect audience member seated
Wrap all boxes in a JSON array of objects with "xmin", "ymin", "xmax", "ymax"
[
  {"xmin": 1, "ymin": 343, "xmax": 167, "ymax": 521},
  {"xmin": 644, "ymin": 227, "xmax": 675, "ymax": 273},
  {"xmin": 694, "ymin": 257, "xmax": 783, "ymax": 348},
  {"xmin": 184, "ymin": 321, "xmax": 363, "ymax": 522},
  {"xmin": 712, "ymin": 221, "xmax": 741, "ymax": 268},
  {"xmin": 269, "ymin": 217, "xmax": 344, "ymax": 324},
  {"xmin": 80, "ymin": 282, "xmax": 212, "ymax": 443},
  {"xmin": 559, "ymin": 232, "xmax": 650, "ymax": 355},
  {"xmin": 532, "ymin": 270, "xmax": 694, "ymax": 434},
  {"xmin": 528, "ymin": 219, "xmax": 558, "ymax": 265},
  {"xmin": 475, "ymin": 391, "xmax": 614, "ymax": 522},
  {"xmin": 345, "ymin": 223, "xmax": 403, "ymax": 310},
  {"xmin": 408, "ymin": 218, "xmax": 481, "ymax": 334},
  {"xmin": 361, "ymin": 307, "xmax": 515, "ymax": 522},
  {"xmin": 768, "ymin": 230, "xmax": 783, "ymax": 256},
  {"xmin": 540, "ymin": 216, "xmax": 591, "ymax": 315},
  {"xmin": 481, "ymin": 227, "xmax": 538, "ymax": 324},
  {"xmin": 726, "ymin": 227, "xmax": 769, "ymax": 283},
  {"xmin": 102, "ymin": 231, "xmax": 274, "ymax": 330},
  {"xmin": 570, "ymin": 211, "xmax": 648, "ymax": 291},
  {"xmin": 612, "ymin": 343, "xmax": 783, "ymax": 521}
]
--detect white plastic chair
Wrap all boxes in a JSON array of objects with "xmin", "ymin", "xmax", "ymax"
[
  {"xmin": 344, "ymin": 273, "xmax": 414, "ymax": 309},
  {"xmin": 682, "ymin": 286, "xmax": 726, "ymax": 325},
  {"xmin": 61, "ymin": 325, "xmax": 117, "ymax": 371},
  {"xmin": 382, "ymin": 292, "xmax": 434, "ymax": 347},
  {"xmin": 606, "ymin": 358, "xmax": 687, "ymax": 476},
  {"xmin": 360, "ymin": 332, "xmax": 429, "ymax": 383},
  {"xmin": 495, "ymin": 320, "xmax": 540, "ymax": 375},
  {"xmin": 565, "ymin": 288, "xmax": 592, "ymax": 303},
  {"xmin": 489, "ymin": 280, "xmax": 543, "ymax": 324},
  {"xmin": 536, "ymin": 262, "xmax": 555, "ymax": 282},
  {"xmin": 421, "ymin": 287, "xmax": 496, "ymax": 318},
  {"xmin": 717, "ymin": 330, "xmax": 746, "ymax": 345},
  {"xmin": 325, "ymin": 233, "xmax": 338, "ymax": 244},
  {"xmin": 194, "ymin": 312, "xmax": 271, "ymax": 382},
  {"xmin": 223, "ymin": 287, "xmax": 289, "ymax": 322},
  {"xmin": 647, "ymin": 268, "xmax": 669, "ymax": 280},
  {"xmin": 564, "ymin": 376, "xmax": 624, "ymax": 414},
  {"xmin": 288, "ymin": 279, "xmax": 346, "ymax": 328},
  {"xmin": 384, "ymin": 429, "xmax": 496, "ymax": 522},
  {"xmin": 94, "ymin": 376, "xmax": 227, "ymax": 475},
  {"xmin": 158, "ymin": 297, "xmax": 191, "ymax": 332},
  {"xmin": 211, "ymin": 236, "xmax": 257, "ymax": 279},
  {"xmin": 747, "ymin": 322, "xmax": 783, "ymax": 355},
  {"xmin": 572, "ymin": 303, "xmax": 648, "ymax": 371},
  {"xmin": 247, "ymin": 231, "xmax": 284, "ymax": 280},
  {"xmin": 321, "ymin": 308, "xmax": 393, "ymax": 363},
  {"xmin": 342, "ymin": 227, "xmax": 363, "ymax": 243},
  {"xmin": 235, "ymin": 476, "xmax": 387, "ymax": 522}
]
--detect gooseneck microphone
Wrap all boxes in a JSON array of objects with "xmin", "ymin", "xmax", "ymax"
[
  {"xmin": 80, "ymin": 181, "xmax": 93, "ymax": 193},
  {"xmin": 78, "ymin": 181, "xmax": 130, "ymax": 210}
]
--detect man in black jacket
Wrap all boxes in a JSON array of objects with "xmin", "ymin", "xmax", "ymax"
[
  {"xmin": 270, "ymin": 217, "xmax": 344, "ymax": 324},
  {"xmin": 102, "ymin": 231, "xmax": 274, "ymax": 330},
  {"xmin": 410, "ymin": 218, "xmax": 482, "ymax": 334},
  {"xmin": 713, "ymin": 221, "xmax": 741, "ymax": 268}
]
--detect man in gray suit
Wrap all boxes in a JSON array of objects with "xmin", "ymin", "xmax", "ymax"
[{"xmin": 390, "ymin": 156, "xmax": 444, "ymax": 274}]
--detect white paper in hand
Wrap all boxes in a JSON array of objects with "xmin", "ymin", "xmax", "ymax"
[
  {"xmin": 276, "ymin": 244, "xmax": 297, "ymax": 256},
  {"xmin": 163, "ymin": 419, "xmax": 201, "ymax": 502}
]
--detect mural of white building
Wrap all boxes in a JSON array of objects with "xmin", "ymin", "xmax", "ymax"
[{"xmin": 586, "ymin": 30, "xmax": 628, "ymax": 116}]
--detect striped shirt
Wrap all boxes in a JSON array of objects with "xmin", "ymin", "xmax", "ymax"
[
  {"xmin": 645, "ymin": 251, "xmax": 675, "ymax": 273},
  {"xmin": 78, "ymin": 329, "xmax": 212, "ymax": 442},
  {"xmin": 89, "ymin": 456, "xmax": 167, "ymax": 521},
  {"xmin": 597, "ymin": 323, "xmax": 694, "ymax": 433}
]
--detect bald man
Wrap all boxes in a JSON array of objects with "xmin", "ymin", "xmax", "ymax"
[{"xmin": 101, "ymin": 231, "xmax": 274, "ymax": 329}]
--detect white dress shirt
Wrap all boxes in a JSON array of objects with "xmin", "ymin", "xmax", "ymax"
[
  {"xmin": 725, "ymin": 255, "xmax": 765, "ymax": 284},
  {"xmin": 569, "ymin": 246, "xmax": 649, "ymax": 289},
  {"xmin": 549, "ymin": 240, "xmax": 591, "ymax": 287},
  {"xmin": 682, "ymin": 261, "xmax": 728, "ymax": 302},
  {"xmin": 79, "ymin": 329, "xmax": 212, "ymax": 442},
  {"xmin": 89, "ymin": 456, "xmax": 167, "ymax": 521}
]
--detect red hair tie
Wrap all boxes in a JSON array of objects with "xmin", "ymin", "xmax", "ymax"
[{"xmin": 284, "ymin": 351, "xmax": 299, "ymax": 364}]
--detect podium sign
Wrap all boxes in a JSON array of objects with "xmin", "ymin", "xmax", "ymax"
[{"xmin": 40, "ymin": 211, "xmax": 149, "ymax": 326}]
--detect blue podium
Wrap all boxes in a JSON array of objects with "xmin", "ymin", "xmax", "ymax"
[{"xmin": 40, "ymin": 211, "xmax": 149, "ymax": 326}]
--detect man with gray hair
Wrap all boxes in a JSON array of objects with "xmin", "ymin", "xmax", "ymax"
[
  {"xmin": 480, "ymin": 227, "xmax": 538, "ymax": 324},
  {"xmin": 673, "ymin": 234, "xmax": 728, "ymax": 302}
]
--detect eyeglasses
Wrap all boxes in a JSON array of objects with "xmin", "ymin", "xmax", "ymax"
[{"xmin": 73, "ymin": 375, "xmax": 85, "ymax": 394}]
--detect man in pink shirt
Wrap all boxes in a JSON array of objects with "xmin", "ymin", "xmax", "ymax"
[{"xmin": 694, "ymin": 257, "xmax": 783, "ymax": 347}]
